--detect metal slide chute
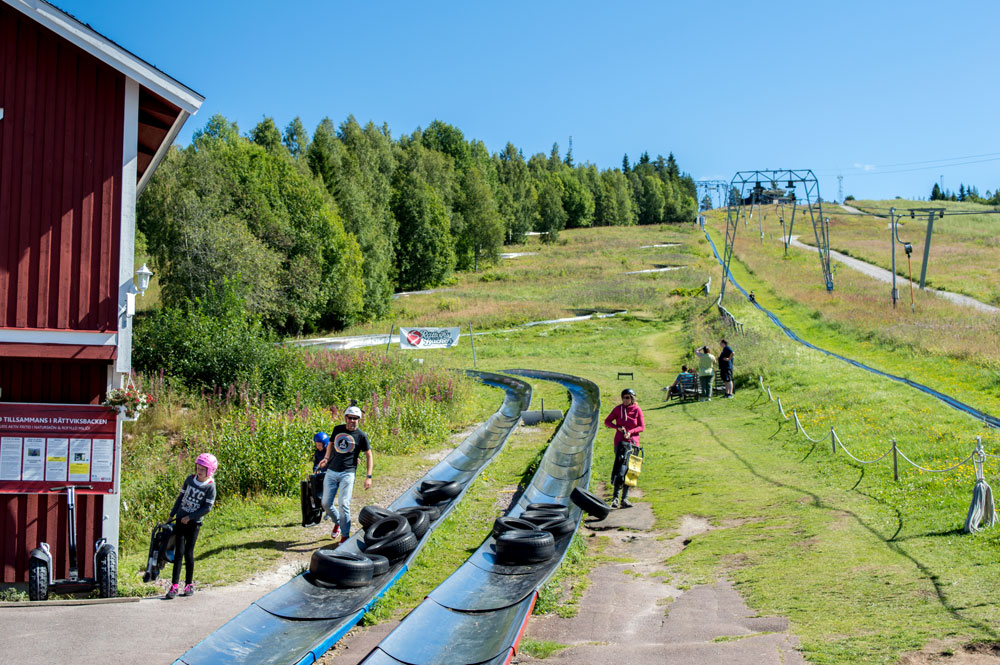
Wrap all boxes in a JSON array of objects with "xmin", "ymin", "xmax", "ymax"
[
  {"xmin": 172, "ymin": 370, "xmax": 531, "ymax": 665},
  {"xmin": 359, "ymin": 370, "xmax": 601, "ymax": 665}
]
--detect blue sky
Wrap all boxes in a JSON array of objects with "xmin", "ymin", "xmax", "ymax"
[{"xmin": 53, "ymin": 0, "xmax": 1000, "ymax": 201}]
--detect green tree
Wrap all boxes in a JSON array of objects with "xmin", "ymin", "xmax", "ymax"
[
  {"xmin": 559, "ymin": 170, "xmax": 595, "ymax": 228},
  {"xmin": 700, "ymin": 194, "xmax": 713, "ymax": 211},
  {"xmin": 249, "ymin": 117, "xmax": 285, "ymax": 154},
  {"xmin": 392, "ymin": 173, "xmax": 455, "ymax": 290},
  {"xmin": 283, "ymin": 117, "xmax": 310, "ymax": 159},
  {"xmin": 536, "ymin": 175, "xmax": 567, "ymax": 242},
  {"xmin": 495, "ymin": 143, "xmax": 536, "ymax": 243},
  {"xmin": 421, "ymin": 120, "xmax": 470, "ymax": 170},
  {"xmin": 454, "ymin": 165, "xmax": 504, "ymax": 271},
  {"xmin": 638, "ymin": 174, "xmax": 666, "ymax": 224},
  {"xmin": 930, "ymin": 183, "xmax": 943, "ymax": 200},
  {"xmin": 305, "ymin": 115, "xmax": 397, "ymax": 320},
  {"xmin": 139, "ymin": 114, "xmax": 364, "ymax": 334}
]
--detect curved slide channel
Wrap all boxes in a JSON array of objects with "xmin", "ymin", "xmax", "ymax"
[
  {"xmin": 358, "ymin": 369, "xmax": 601, "ymax": 665},
  {"xmin": 172, "ymin": 370, "xmax": 532, "ymax": 665},
  {"xmin": 702, "ymin": 225, "xmax": 1000, "ymax": 429}
]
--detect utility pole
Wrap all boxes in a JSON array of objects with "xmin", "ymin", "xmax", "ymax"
[{"xmin": 837, "ymin": 175, "xmax": 844, "ymax": 203}]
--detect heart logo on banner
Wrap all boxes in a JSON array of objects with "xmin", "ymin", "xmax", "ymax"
[{"xmin": 406, "ymin": 330, "xmax": 423, "ymax": 346}]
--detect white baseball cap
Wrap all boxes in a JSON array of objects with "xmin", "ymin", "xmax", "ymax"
[{"xmin": 345, "ymin": 406, "xmax": 363, "ymax": 418}]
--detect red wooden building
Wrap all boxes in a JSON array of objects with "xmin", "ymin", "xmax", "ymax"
[{"xmin": 0, "ymin": 0, "xmax": 203, "ymax": 584}]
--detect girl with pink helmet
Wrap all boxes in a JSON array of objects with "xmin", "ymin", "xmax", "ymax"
[{"xmin": 165, "ymin": 453, "xmax": 219, "ymax": 599}]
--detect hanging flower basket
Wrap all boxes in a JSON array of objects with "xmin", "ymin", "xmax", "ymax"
[{"xmin": 104, "ymin": 386, "xmax": 155, "ymax": 420}]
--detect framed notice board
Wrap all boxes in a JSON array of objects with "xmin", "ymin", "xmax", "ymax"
[{"xmin": 0, "ymin": 403, "xmax": 117, "ymax": 494}]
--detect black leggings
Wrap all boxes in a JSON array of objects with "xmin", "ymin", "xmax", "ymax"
[
  {"xmin": 611, "ymin": 446, "xmax": 631, "ymax": 501},
  {"xmin": 171, "ymin": 521, "xmax": 201, "ymax": 585}
]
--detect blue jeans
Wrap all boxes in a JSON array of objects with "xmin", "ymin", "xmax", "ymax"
[{"xmin": 322, "ymin": 469, "xmax": 356, "ymax": 537}]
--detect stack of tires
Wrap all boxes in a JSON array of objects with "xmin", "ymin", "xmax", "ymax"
[
  {"xmin": 414, "ymin": 479, "xmax": 462, "ymax": 506},
  {"xmin": 493, "ymin": 502, "xmax": 576, "ymax": 565},
  {"xmin": 308, "ymin": 503, "xmax": 441, "ymax": 588}
]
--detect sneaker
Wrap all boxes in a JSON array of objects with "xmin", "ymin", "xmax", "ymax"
[
  {"xmin": 611, "ymin": 498, "xmax": 620, "ymax": 509},
  {"xmin": 621, "ymin": 499, "xmax": 633, "ymax": 508},
  {"xmin": 331, "ymin": 523, "xmax": 340, "ymax": 539},
  {"xmin": 725, "ymin": 394, "xmax": 734, "ymax": 399},
  {"xmin": 339, "ymin": 535, "xmax": 349, "ymax": 544},
  {"xmin": 182, "ymin": 583, "xmax": 195, "ymax": 597},
  {"xmin": 165, "ymin": 584, "xmax": 179, "ymax": 600}
]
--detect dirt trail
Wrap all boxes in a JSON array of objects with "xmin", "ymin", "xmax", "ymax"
[{"xmin": 786, "ymin": 235, "xmax": 999, "ymax": 314}]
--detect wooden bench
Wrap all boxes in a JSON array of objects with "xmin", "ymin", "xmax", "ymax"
[
  {"xmin": 617, "ymin": 371, "xmax": 634, "ymax": 380},
  {"xmin": 665, "ymin": 373, "xmax": 701, "ymax": 402}
]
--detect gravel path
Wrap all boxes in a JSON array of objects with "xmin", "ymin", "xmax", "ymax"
[{"xmin": 786, "ymin": 235, "xmax": 1000, "ymax": 314}]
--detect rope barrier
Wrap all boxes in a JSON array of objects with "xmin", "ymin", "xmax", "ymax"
[
  {"xmin": 734, "ymin": 277, "xmax": 999, "ymax": 531},
  {"xmin": 793, "ymin": 411, "xmax": 823, "ymax": 443}
]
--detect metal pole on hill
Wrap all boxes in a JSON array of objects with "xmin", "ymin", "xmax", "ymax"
[
  {"xmin": 919, "ymin": 209, "xmax": 938, "ymax": 289},
  {"xmin": 386, "ymin": 324, "xmax": 394, "ymax": 353},
  {"xmin": 468, "ymin": 322, "xmax": 477, "ymax": 368},
  {"xmin": 889, "ymin": 208, "xmax": 899, "ymax": 308}
]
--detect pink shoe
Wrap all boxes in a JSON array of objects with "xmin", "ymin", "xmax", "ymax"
[
  {"xmin": 182, "ymin": 583, "xmax": 195, "ymax": 597},
  {"xmin": 165, "ymin": 584, "xmax": 179, "ymax": 599}
]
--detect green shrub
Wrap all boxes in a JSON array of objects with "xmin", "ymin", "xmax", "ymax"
[{"xmin": 133, "ymin": 282, "xmax": 311, "ymax": 405}]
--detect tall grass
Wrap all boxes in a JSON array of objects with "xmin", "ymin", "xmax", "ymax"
[{"xmin": 119, "ymin": 351, "xmax": 469, "ymax": 546}]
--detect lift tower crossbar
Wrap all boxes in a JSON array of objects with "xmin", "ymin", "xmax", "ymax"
[{"xmin": 720, "ymin": 169, "xmax": 833, "ymax": 302}]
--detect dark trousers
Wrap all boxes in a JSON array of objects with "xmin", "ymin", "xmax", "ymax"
[
  {"xmin": 171, "ymin": 520, "xmax": 201, "ymax": 585},
  {"xmin": 611, "ymin": 445, "xmax": 631, "ymax": 501}
]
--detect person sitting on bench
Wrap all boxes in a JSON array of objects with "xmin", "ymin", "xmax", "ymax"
[{"xmin": 664, "ymin": 365, "xmax": 692, "ymax": 397}]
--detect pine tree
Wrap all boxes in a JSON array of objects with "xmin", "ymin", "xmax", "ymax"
[{"xmin": 622, "ymin": 154, "xmax": 631, "ymax": 173}]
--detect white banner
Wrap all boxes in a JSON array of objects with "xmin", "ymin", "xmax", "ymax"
[{"xmin": 399, "ymin": 327, "xmax": 461, "ymax": 350}]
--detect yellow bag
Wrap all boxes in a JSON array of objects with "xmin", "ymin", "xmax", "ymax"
[{"xmin": 624, "ymin": 447, "xmax": 643, "ymax": 487}]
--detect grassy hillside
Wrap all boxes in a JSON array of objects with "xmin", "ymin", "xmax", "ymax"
[{"xmin": 69, "ymin": 219, "xmax": 1000, "ymax": 663}]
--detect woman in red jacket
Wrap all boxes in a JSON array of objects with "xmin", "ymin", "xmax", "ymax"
[{"xmin": 603, "ymin": 388, "xmax": 645, "ymax": 508}]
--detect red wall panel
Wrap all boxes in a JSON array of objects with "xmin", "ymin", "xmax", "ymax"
[
  {"xmin": 0, "ymin": 3, "xmax": 125, "ymax": 332},
  {"xmin": 0, "ymin": 357, "xmax": 108, "ymax": 404},
  {"xmin": 0, "ymin": 493, "xmax": 104, "ymax": 583}
]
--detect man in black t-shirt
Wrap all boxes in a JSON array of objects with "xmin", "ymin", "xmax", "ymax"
[
  {"xmin": 719, "ymin": 339, "xmax": 735, "ymax": 398},
  {"xmin": 317, "ymin": 406, "xmax": 374, "ymax": 542}
]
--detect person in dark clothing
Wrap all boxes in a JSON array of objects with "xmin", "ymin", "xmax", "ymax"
[
  {"xmin": 603, "ymin": 388, "xmax": 645, "ymax": 508},
  {"xmin": 313, "ymin": 431, "xmax": 330, "ymax": 471},
  {"xmin": 317, "ymin": 406, "xmax": 374, "ymax": 542},
  {"xmin": 719, "ymin": 339, "xmax": 735, "ymax": 398},
  {"xmin": 166, "ymin": 453, "xmax": 218, "ymax": 599}
]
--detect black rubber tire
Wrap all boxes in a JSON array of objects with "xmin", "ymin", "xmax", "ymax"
[
  {"xmin": 359, "ymin": 505, "xmax": 394, "ymax": 530},
  {"xmin": 570, "ymin": 487, "xmax": 610, "ymax": 520},
  {"xmin": 525, "ymin": 502, "xmax": 569, "ymax": 516},
  {"xmin": 495, "ymin": 529, "xmax": 555, "ymax": 565},
  {"xmin": 492, "ymin": 517, "xmax": 538, "ymax": 540},
  {"xmin": 396, "ymin": 507, "xmax": 431, "ymax": 539},
  {"xmin": 406, "ymin": 504, "xmax": 441, "ymax": 522},
  {"xmin": 365, "ymin": 553, "xmax": 390, "ymax": 577},
  {"xmin": 519, "ymin": 509, "xmax": 567, "ymax": 526},
  {"xmin": 97, "ymin": 548, "xmax": 118, "ymax": 598},
  {"xmin": 364, "ymin": 515, "xmax": 411, "ymax": 547},
  {"xmin": 28, "ymin": 559, "xmax": 48, "ymax": 601},
  {"xmin": 537, "ymin": 516, "xmax": 576, "ymax": 538},
  {"xmin": 363, "ymin": 530, "xmax": 419, "ymax": 562},
  {"xmin": 418, "ymin": 480, "xmax": 462, "ymax": 502},
  {"xmin": 309, "ymin": 549, "xmax": 374, "ymax": 588}
]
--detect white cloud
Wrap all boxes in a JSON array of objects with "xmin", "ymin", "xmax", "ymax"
[{"xmin": 853, "ymin": 162, "xmax": 876, "ymax": 171}]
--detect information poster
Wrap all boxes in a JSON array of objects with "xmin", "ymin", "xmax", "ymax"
[
  {"xmin": 68, "ymin": 439, "xmax": 92, "ymax": 481},
  {"xmin": 45, "ymin": 438, "xmax": 68, "ymax": 482},
  {"xmin": 91, "ymin": 439, "xmax": 114, "ymax": 482},
  {"xmin": 0, "ymin": 403, "xmax": 117, "ymax": 493},
  {"xmin": 21, "ymin": 438, "xmax": 45, "ymax": 481},
  {"xmin": 0, "ymin": 437, "xmax": 23, "ymax": 481}
]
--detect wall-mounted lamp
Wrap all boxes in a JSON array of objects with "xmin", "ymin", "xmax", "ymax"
[
  {"xmin": 120, "ymin": 264, "xmax": 155, "ymax": 319},
  {"xmin": 135, "ymin": 263, "xmax": 153, "ymax": 297}
]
